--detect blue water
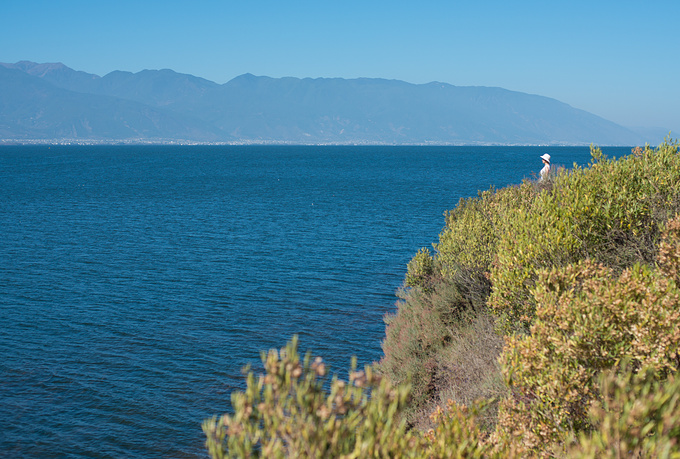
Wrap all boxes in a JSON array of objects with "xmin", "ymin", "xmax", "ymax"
[{"xmin": 0, "ymin": 145, "xmax": 630, "ymax": 457}]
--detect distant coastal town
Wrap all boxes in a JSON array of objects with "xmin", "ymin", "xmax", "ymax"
[{"xmin": 0, "ymin": 138, "xmax": 590, "ymax": 147}]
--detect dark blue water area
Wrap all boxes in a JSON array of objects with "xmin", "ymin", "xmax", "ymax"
[{"xmin": 0, "ymin": 144, "xmax": 631, "ymax": 457}]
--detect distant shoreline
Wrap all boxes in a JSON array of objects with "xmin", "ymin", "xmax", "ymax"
[{"xmin": 0, "ymin": 139, "xmax": 633, "ymax": 147}]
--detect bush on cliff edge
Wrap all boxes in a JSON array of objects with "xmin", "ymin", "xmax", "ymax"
[{"xmin": 380, "ymin": 139, "xmax": 679, "ymax": 418}]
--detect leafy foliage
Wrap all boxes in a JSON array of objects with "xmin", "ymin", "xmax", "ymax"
[
  {"xmin": 203, "ymin": 336, "xmax": 421, "ymax": 458},
  {"xmin": 495, "ymin": 216, "xmax": 680, "ymax": 455},
  {"xmin": 384, "ymin": 139, "xmax": 680, "ymax": 415},
  {"xmin": 204, "ymin": 336, "xmax": 511, "ymax": 458},
  {"xmin": 405, "ymin": 247, "xmax": 436, "ymax": 290},
  {"xmin": 490, "ymin": 140, "xmax": 680, "ymax": 333},
  {"xmin": 569, "ymin": 366, "xmax": 680, "ymax": 458}
]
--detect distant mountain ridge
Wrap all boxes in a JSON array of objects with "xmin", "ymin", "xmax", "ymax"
[{"xmin": 0, "ymin": 61, "xmax": 647, "ymax": 145}]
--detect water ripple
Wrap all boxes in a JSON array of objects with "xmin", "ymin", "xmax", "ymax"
[{"xmin": 0, "ymin": 144, "xmax": 608, "ymax": 456}]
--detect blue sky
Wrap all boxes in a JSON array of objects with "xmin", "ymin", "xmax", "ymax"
[{"xmin": 2, "ymin": 0, "xmax": 678, "ymax": 133}]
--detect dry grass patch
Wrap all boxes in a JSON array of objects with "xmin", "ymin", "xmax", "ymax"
[{"xmin": 410, "ymin": 307, "xmax": 506, "ymax": 433}]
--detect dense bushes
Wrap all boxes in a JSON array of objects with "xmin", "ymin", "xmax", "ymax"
[
  {"xmin": 380, "ymin": 138, "xmax": 680, "ymax": 450},
  {"xmin": 404, "ymin": 140, "xmax": 680, "ymax": 336},
  {"xmin": 568, "ymin": 366, "xmax": 680, "ymax": 458},
  {"xmin": 490, "ymin": 141, "xmax": 680, "ymax": 333},
  {"xmin": 204, "ymin": 348, "xmax": 680, "ymax": 458},
  {"xmin": 495, "ymin": 216, "xmax": 680, "ymax": 455},
  {"xmin": 202, "ymin": 337, "xmax": 499, "ymax": 458},
  {"xmin": 384, "ymin": 140, "xmax": 679, "ymax": 402},
  {"xmin": 203, "ymin": 336, "xmax": 419, "ymax": 458}
]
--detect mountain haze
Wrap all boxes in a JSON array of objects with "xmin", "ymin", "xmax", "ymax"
[
  {"xmin": 0, "ymin": 61, "xmax": 645, "ymax": 145},
  {"xmin": 0, "ymin": 65, "xmax": 219, "ymax": 141}
]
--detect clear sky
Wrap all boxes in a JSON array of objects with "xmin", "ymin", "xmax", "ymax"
[{"xmin": 2, "ymin": 0, "xmax": 678, "ymax": 133}]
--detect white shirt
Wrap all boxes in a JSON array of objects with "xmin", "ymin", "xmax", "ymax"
[{"xmin": 540, "ymin": 163, "xmax": 551, "ymax": 181}]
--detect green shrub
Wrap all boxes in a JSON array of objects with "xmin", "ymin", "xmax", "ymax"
[
  {"xmin": 435, "ymin": 189, "xmax": 499, "ymax": 276},
  {"xmin": 568, "ymin": 366, "xmax": 680, "ymax": 458},
  {"xmin": 490, "ymin": 140, "xmax": 680, "ymax": 334},
  {"xmin": 434, "ymin": 182, "xmax": 540, "ymax": 280},
  {"xmin": 383, "ymin": 138, "xmax": 680, "ymax": 426},
  {"xmin": 405, "ymin": 247, "xmax": 436, "ymax": 290},
  {"xmin": 382, "ymin": 187, "xmax": 508, "ymax": 412},
  {"xmin": 494, "ymin": 216, "xmax": 680, "ymax": 455},
  {"xmin": 203, "ymin": 336, "xmax": 422, "ymax": 458},
  {"xmin": 203, "ymin": 337, "xmax": 511, "ymax": 458}
]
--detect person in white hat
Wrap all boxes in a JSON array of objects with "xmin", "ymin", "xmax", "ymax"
[{"xmin": 539, "ymin": 154, "xmax": 551, "ymax": 181}]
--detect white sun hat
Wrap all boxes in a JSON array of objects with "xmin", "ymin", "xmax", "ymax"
[{"xmin": 540, "ymin": 154, "xmax": 551, "ymax": 163}]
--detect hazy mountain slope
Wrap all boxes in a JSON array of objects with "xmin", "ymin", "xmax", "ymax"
[
  {"xmin": 210, "ymin": 75, "xmax": 642, "ymax": 145},
  {"xmin": 0, "ymin": 65, "xmax": 221, "ymax": 141},
  {"xmin": 0, "ymin": 62, "xmax": 220, "ymax": 115},
  {"xmin": 90, "ymin": 69, "xmax": 220, "ymax": 112},
  {"xmin": 0, "ymin": 61, "xmax": 646, "ymax": 145},
  {"xmin": 1, "ymin": 61, "xmax": 102, "ymax": 93}
]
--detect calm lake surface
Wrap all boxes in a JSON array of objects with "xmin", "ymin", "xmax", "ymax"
[{"xmin": 0, "ymin": 145, "xmax": 630, "ymax": 457}]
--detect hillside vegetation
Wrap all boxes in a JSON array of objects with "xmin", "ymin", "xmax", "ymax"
[{"xmin": 204, "ymin": 138, "xmax": 680, "ymax": 457}]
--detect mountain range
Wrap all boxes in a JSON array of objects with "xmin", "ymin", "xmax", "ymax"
[{"xmin": 0, "ymin": 61, "xmax": 649, "ymax": 145}]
